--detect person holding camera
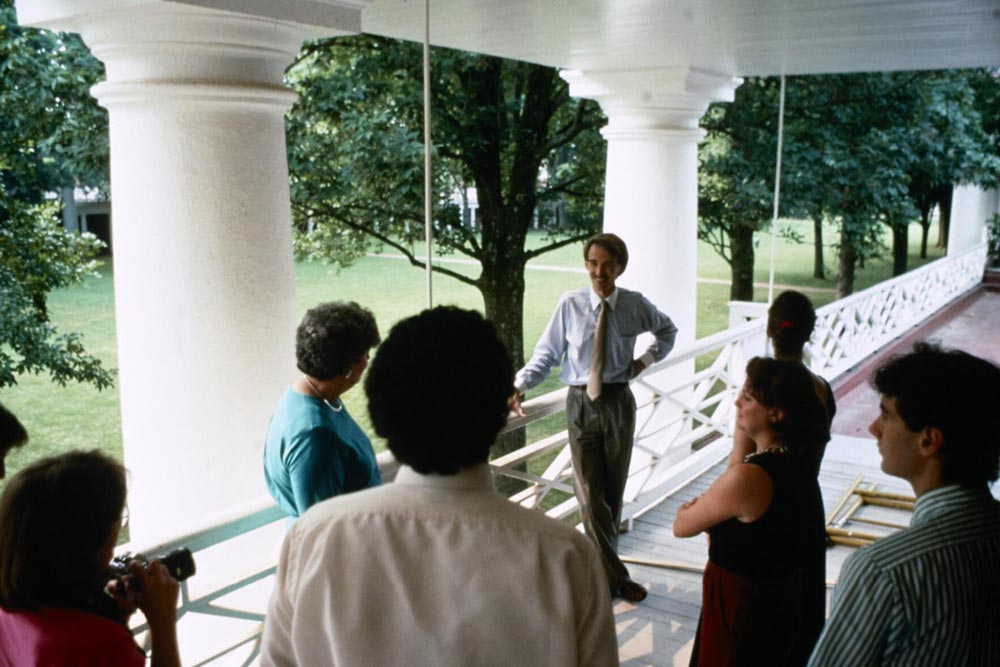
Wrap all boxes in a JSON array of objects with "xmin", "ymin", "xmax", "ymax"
[{"xmin": 0, "ymin": 451, "xmax": 181, "ymax": 667}]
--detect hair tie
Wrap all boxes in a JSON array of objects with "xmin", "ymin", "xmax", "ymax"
[{"xmin": 778, "ymin": 320, "xmax": 794, "ymax": 330}]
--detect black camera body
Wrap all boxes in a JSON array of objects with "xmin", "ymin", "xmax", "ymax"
[{"xmin": 110, "ymin": 547, "xmax": 196, "ymax": 590}]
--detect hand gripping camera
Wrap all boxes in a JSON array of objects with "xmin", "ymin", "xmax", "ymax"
[{"xmin": 110, "ymin": 547, "xmax": 196, "ymax": 590}]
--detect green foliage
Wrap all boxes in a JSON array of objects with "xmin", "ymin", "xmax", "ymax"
[
  {"xmin": 285, "ymin": 35, "xmax": 606, "ymax": 360},
  {"xmin": 698, "ymin": 78, "xmax": 780, "ymax": 264},
  {"xmin": 0, "ymin": 191, "xmax": 114, "ymax": 388},
  {"xmin": 699, "ymin": 69, "xmax": 1000, "ymax": 296},
  {"xmin": 988, "ymin": 214, "xmax": 1000, "ymax": 265},
  {"xmin": 0, "ymin": 2, "xmax": 108, "ymax": 198},
  {"xmin": 0, "ymin": 4, "xmax": 113, "ymax": 389}
]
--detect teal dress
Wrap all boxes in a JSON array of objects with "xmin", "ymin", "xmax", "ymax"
[{"xmin": 263, "ymin": 389, "xmax": 381, "ymax": 519}]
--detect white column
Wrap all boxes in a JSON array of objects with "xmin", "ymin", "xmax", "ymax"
[
  {"xmin": 18, "ymin": 1, "xmax": 363, "ymax": 545},
  {"xmin": 949, "ymin": 185, "xmax": 998, "ymax": 254},
  {"xmin": 563, "ymin": 68, "xmax": 741, "ymax": 347}
]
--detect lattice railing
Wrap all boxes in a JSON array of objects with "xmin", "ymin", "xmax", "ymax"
[
  {"xmin": 122, "ymin": 242, "xmax": 986, "ymax": 666},
  {"xmin": 807, "ymin": 243, "xmax": 987, "ymax": 379}
]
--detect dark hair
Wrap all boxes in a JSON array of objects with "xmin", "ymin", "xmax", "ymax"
[
  {"xmin": 296, "ymin": 301, "xmax": 380, "ymax": 380},
  {"xmin": 0, "ymin": 450, "xmax": 126, "ymax": 612},
  {"xmin": 871, "ymin": 342, "xmax": 1000, "ymax": 487},
  {"xmin": 767, "ymin": 290, "xmax": 817, "ymax": 359},
  {"xmin": 365, "ymin": 307, "xmax": 514, "ymax": 475},
  {"xmin": 744, "ymin": 357, "xmax": 830, "ymax": 452},
  {"xmin": 583, "ymin": 233, "xmax": 629, "ymax": 272}
]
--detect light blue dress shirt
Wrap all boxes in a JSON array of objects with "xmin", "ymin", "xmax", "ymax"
[{"xmin": 516, "ymin": 287, "xmax": 677, "ymax": 391}]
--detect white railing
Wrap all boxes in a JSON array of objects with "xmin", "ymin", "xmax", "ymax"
[{"xmin": 124, "ymin": 241, "xmax": 986, "ymax": 666}]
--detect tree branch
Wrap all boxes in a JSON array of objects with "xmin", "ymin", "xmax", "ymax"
[
  {"xmin": 524, "ymin": 231, "xmax": 593, "ymax": 261},
  {"xmin": 542, "ymin": 99, "xmax": 605, "ymax": 155},
  {"xmin": 298, "ymin": 202, "xmax": 484, "ymax": 284}
]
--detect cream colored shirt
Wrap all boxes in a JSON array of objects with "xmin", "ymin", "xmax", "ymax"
[{"xmin": 261, "ymin": 463, "xmax": 619, "ymax": 666}]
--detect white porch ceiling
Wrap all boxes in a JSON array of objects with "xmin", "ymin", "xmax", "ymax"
[{"xmin": 361, "ymin": 0, "xmax": 1000, "ymax": 77}]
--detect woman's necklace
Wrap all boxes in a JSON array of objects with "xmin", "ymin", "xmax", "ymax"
[
  {"xmin": 303, "ymin": 376, "xmax": 343, "ymax": 413},
  {"xmin": 744, "ymin": 444, "xmax": 792, "ymax": 462}
]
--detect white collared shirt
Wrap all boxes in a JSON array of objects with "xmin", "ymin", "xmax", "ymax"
[{"xmin": 261, "ymin": 463, "xmax": 619, "ymax": 666}]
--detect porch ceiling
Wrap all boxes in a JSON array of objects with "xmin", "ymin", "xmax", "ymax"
[{"xmin": 361, "ymin": 0, "xmax": 1000, "ymax": 77}]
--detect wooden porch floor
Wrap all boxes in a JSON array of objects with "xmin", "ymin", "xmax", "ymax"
[{"xmin": 613, "ymin": 286, "xmax": 1000, "ymax": 666}]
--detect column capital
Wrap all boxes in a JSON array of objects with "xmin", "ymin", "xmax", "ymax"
[{"xmin": 562, "ymin": 67, "xmax": 742, "ymax": 138}]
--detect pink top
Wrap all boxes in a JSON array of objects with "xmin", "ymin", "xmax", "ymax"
[{"xmin": 0, "ymin": 606, "xmax": 144, "ymax": 667}]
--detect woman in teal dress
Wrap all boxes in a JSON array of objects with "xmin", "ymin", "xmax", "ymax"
[{"xmin": 263, "ymin": 301, "xmax": 381, "ymax": 521}]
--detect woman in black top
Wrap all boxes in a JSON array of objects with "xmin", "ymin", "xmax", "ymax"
[
  {"xmin": 675, "ymin": 357, "xmax": 830, "ymax": 667},
  {"xmin": 731, "ymin": 290, "xmax": 836, "ymax": 472}
]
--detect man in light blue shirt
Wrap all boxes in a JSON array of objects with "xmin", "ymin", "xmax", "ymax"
[{"xmin": 512, "ymin": 233, "xmax": 677, "ymax": 602}]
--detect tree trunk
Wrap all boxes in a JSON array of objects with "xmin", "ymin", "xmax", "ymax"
[
  {"xmin": 813, "ymin": 215, "xmax": 825, "ymax": 280},
  {"xmin": 891, "ymin": 221, "xmax": 908, "ymax": 277},
  {"xmin": 729, "ymin": 225, "xmax": 755, "ymax": 301},
  {"xmin": 481, "ymin": 266, "xmax": 526, "ymax": 370},
  {"xmin": 837, "ymin": 230, "xmax": 857, "ymax": 298},
  {"xmin": 935, "ymin": 184, "xmax": 953, "ymax": 250},
  {"xmin": 919, "ymin": 202, "xmax": 932, "ymax": 259},
  {"xmin": 477, "ymin": 183, "xmax": 532, "ymax": 495}
]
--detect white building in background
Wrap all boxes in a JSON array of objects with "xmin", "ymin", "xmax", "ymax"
[{"xmin": 60, "ymin": 186, "xmax": 112, "ymax": 251}]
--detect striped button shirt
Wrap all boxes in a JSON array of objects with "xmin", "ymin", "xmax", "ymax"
[{"xmin": 808, "ymin": 484, "xmax": 1000, "ymax": 667}]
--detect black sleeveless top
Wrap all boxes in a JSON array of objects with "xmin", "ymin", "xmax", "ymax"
[{"xmin": 707, "ymin": 449, "xmax": 825, "ymax": 581}]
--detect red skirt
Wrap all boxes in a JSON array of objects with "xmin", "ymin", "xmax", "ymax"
[{"xmin": 690, "ymin": 560, "xmax": 820, "ymax": 667}]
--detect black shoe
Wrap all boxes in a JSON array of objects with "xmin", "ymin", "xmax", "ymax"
[{"xmin": 616, "ymin": 579, "xmax": 648, "ymax": 603}]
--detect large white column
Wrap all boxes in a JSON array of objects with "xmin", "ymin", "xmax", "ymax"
[
  {"xmin": 563, "ymin": 68, "xmax": 741, "ymax": 347},
  {"xmin": 18, "ymin": 1, "xmax": 363, "ymax": 545},
  {"xmin": 949, "ymin": 185, "xmax": 998, "ymax": 255}
]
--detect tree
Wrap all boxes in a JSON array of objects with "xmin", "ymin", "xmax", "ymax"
[
  {"xmin": 902, "ymin": 71, "xmax": 1000, "ymax": 260},
  {"xmin": 285, "ymin": 36, "xmax": 607, "ymax": 368},
  {"xmin": 701, "ymin": 70, "xmax": 1000, "ymax": 300},
  {"xmin": 698, "ymin": 78, "xmax": 781, "ymax": 300},
  {"xmin": 0, "ymin": 3, "xmax": 114, "ymax": 389}
]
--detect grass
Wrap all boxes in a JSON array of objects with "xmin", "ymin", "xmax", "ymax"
[{"xmin": 0, "ymin": 219, "xmax": 945, "ymax": 490}]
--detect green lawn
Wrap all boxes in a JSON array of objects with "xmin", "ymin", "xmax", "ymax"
[{"xmin": 0, "ymin": 220, "xmax": 945, "ymax": 488}]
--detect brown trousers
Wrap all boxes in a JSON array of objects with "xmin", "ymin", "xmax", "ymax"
[{"xmin": 566, "ymin": 384, "xmax": 636, "ymax": 591}]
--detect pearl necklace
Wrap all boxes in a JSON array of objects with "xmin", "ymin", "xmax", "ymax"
[{"xmin": 303, "ymin": 376, "xmax": 343, "ymax": 413}]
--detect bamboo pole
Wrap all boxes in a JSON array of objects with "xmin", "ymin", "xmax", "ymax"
[
  {"xmin": 620, "ymin": 555, "xmax": 705, "ymax": 575},
  {"xmin": 846, "ymin": 516, "xmax": 909, "ymax": 530}
]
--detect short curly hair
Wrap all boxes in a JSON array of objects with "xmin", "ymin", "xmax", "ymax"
[
  {"xmin": 365, "ymin": 307, "xmax": 514, "ymax": 475},
  {"xmin": 296, "ymin": 301, "xmax": 380, "ymax": 380},
  {"xmin": 871, "ymin": 342, "xmax": 1000, "ymax": 487},
  {"xmin": 744, "ymin": 357, "xmax": 830, "ymax": 453},
  {"xmin": 767, "ymin": 290, "xmax": 817, "ymax": 359}
]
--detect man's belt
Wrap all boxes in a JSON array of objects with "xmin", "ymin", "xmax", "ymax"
[{"xmin": 569, "ymin": 383, "xmax": 629, "ymax": 391}]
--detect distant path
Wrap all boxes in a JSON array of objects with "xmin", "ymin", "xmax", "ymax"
[{"xmin": 368, "ymin": 252, "xmax": 837, "ymax": 293}]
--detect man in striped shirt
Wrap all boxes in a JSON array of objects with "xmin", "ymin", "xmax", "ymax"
[{"xmin": 808, "ymin": 343, "xmax": 1000, "ymax": 667}]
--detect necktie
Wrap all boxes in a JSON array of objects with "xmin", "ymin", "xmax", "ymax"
[{"xmin": 587, "ymin": 299, "xmax": 608, "ymax": 400}]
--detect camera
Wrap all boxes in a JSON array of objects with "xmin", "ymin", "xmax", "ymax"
[{"xmin": 110, "ymin": 547, "xmax": 196, "ymax": 590}]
